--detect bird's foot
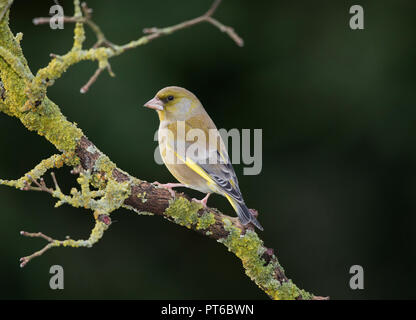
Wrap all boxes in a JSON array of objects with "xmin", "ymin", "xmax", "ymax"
[
  {"xmin": 153, "ymin": 182, "xmax": 185, "ymax": 197},
  {"xmin": 192, "ymin": 193, "xmax": 211, "ymax": 208}
]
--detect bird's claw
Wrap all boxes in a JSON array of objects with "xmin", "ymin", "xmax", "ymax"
[
  {"xmin": 192, "ymin": 193, "xmax": 211, "ymax": 207},
  {"xmin": 153, "ymin": 182, "xmax": 185, "ymax": 198}
]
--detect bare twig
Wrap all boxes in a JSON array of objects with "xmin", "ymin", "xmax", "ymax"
[
  {"xmin": 205, "ymin": 0, "xmax": 222, "ymax": 17},
  {"xmin": 80, "ymin": 61, "xmax": 115, "ymax": 94},
  {"xmin": 80, "ymin": 67, "xmax": 104, "ymax": 94},
  {"xmin": 206, "ymin": 16, "xmax": 244, "ymax": 47},
  {"xmin": 81, "ymin": 2, "xmax": 92, "ymax": 19},
  {"xmin": 19, "ymin": 228, "xmax": 102, "ymax": 268},
  {"xmin": 31, "ymin": 0, "xmax": 244, "ymax": 94},
  {"xmin": 19, "ymin": 231, "xmax": 56, "ymax": 268},
  {"xmin": 139, "ymin": 0, "xmax": 244, "ymax": 48},
  {"xmin": 33, "ymin": 2, "xmax": 114, "ymax": 50},
  {"xmin": 50, "ymin": 172, "xmax": 61, "ymax": 191},
  {"xmin": 32, "ymin": 16, "xmax": 77, "ymax": 25},
  {"xmin": 26, "ymin": 175, "xmax": 53, "ymax": 194},
  {"xmin": 22, "ymin": 172, "xmax": 62, "ymax": 196}
]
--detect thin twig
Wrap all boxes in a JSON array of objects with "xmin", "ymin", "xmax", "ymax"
[
  {"xmin": 33, "ymin": 3, "xmax": 114, "ymax": 50},
  {"xmin": 50, "ymin": 172, "xmax": 61, "ymax": 191},
  {"xmin": 24, "ymin": 172, "xmax": 63, "ymax": 194},
  {"xmin": 21, "ymin": 231, "xmax": 54, "ymax": 242},
  {"xmin": 31, "ymin": 0, "xmax": 243, "ymax": 94},
  {"xmin": 81, "ymin": 2, "xmax": 92, "ymax": 19},
  {"xmin": 139, "ymin": 0, "xmax": 243, "ymax": 47},
  {"xmin": 205, "ymin": 0, "xmax": 222, "ymax": 17},
  {"xmin": 19, "ymin": 231, "xmax": 55, "ymax": 268},
  {"xmin": 206, "ymin": 17, "xmax": 244, "ymax": 47},
  {"xmin": 19, "ymin": 231, "xmax": 84, "ymax": 268},
  {"xmin": 32, "ymin": 16, "xmax": 78, "ymax": 25},
  {"xmin": 26, "ymin": 175, "xmax": 53, "ymax": 194},
  {"xmin": 19, "ymin": 221, "xmax": 109, "ymax": 268},
  {"xmin": 80, "ymin": 67, "xmax": 104, "ymax": 93}
]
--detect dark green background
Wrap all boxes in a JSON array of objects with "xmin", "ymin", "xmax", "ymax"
[{"xmin": 1, "ymin": 0, "xmax": 415, "ymax": 299}]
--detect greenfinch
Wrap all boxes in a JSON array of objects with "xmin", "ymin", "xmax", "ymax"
[{"xmin": 144, "ymin": 86, "xmax": 263, "ymax": 231}]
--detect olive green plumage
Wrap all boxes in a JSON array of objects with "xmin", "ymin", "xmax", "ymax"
[{"xmin": 144, "ymin": 86, "xmax": 263, "ymax": 230}]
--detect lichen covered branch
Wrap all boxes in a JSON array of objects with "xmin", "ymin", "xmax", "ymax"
[
  {"xmin": 31, "ymin": 0, "xmax": 242, "ymax": 94},
  {"xmin": 0, "ymin": 0, "xmax": 325, "ymax": 299},
  {"xmin": 19, "ymin": 221, "xmax": 109, "ymax": 267}
]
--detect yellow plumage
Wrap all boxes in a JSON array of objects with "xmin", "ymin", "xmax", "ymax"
[{"xmin": 144, "ymin": 86, "xmax": 263, "ymax": 230}]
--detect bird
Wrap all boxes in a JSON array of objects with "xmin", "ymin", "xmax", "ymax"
[{"xmin": 144, "ymin": 86, "xmax": 263, "ymax": 231}]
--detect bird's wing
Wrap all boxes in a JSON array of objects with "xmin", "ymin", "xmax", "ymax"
[
  {"xmin": 166, "ymin": 120, "xmax": 243, "ymax": 201},
  {"xmin": 183, "ymin": 148, "xmax": 244, "ymax": 203},
  {"xmin": 198, "ymin": 150, "xmax": 244, "ymax": 202}
]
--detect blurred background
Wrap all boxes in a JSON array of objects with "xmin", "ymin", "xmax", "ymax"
[{"xmin": 0, "ymin": 0, "xmax": 415, "ymax": 299}]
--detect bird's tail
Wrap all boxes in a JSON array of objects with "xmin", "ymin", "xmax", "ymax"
[{"xmin": 228, "ymin": 197, "xmax": 264, "ymax": 231}]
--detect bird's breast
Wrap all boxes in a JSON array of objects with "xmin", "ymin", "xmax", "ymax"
[{"xmin": 157, "ymin": 122, "xmax": 215, "ymax": 194}]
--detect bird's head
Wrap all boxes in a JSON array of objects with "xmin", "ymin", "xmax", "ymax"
[{"xmin": 144, "ymin": 86, "xmax": 202, "ymax": 121}]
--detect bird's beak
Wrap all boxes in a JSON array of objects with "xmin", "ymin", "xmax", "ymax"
[{"xmin": 144, "ymin": 97, "xmax": 164, "ymax": 111}]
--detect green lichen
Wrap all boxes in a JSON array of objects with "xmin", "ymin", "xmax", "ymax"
[
  {"xmin": 14, "ymin": 32, "xmax": 23, "ymax": 44},
  {"xmin": 23, "ymin": 98, "xmax": 83, "ymax": 152},
  {"xmin": 97, "ymin": 178, "xmax": 131, "ymax": 212},
  {"xmin": 94, "ymin": 154, "xmax": 116, "ymax": 175},
  {"xmin": 49, "ymin": 220, "xmax": 109, "ymax": 250},
  {"xmin": 163, "ymin": 197, "xmax": 215, "ymax": 231},
  {"xmin": 122, "ymin": 204, "xmax": 154, "ymax": 216},
  {"xmin": 0, "ymin": 11, "xmax": 83, "ymax": 152},
  {"xmin": 164, "ymin": 197, "xmax": 202, "ymax": 229},
  {"xmin": 196, "ymin": 212, "xmax": 215, "ymax": 230},
  {"xmin": 90, "ymin": 172, "xmax": 107, "ymax": 189},
  {"xmin": 218, "ymin": 218, "xmax": 313, "ymax": 300},
  {"xmin": 277, "ymin": 280, "xmax": 313, "ymax": 300},
  {"xmin": 0, "ymin": 153, "xmax": 66, "ymax": 189}
]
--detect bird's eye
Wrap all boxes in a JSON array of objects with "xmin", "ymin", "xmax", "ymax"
[{"xmin": 167, "ymin": 95, "xmax": 174, "ymax": 101}]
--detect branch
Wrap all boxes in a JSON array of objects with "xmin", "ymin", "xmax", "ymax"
[
  {"xmin": 33, "ymin": 2, "xmax": 115, "ymax": 50},
  {"xmin": 141, "ymin": 0, "xmax": 244, "ymax": 47},
  {"xmin": 31, "ymin": 0, "xmax": 243, "ymax": 95},
  {"xmin": 0, "ymin": 0, "xmax": 326, "ymax": 300},
  {"xmin": 19, "ymin": 222, "xmax": 108, "ymax": 267}
]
